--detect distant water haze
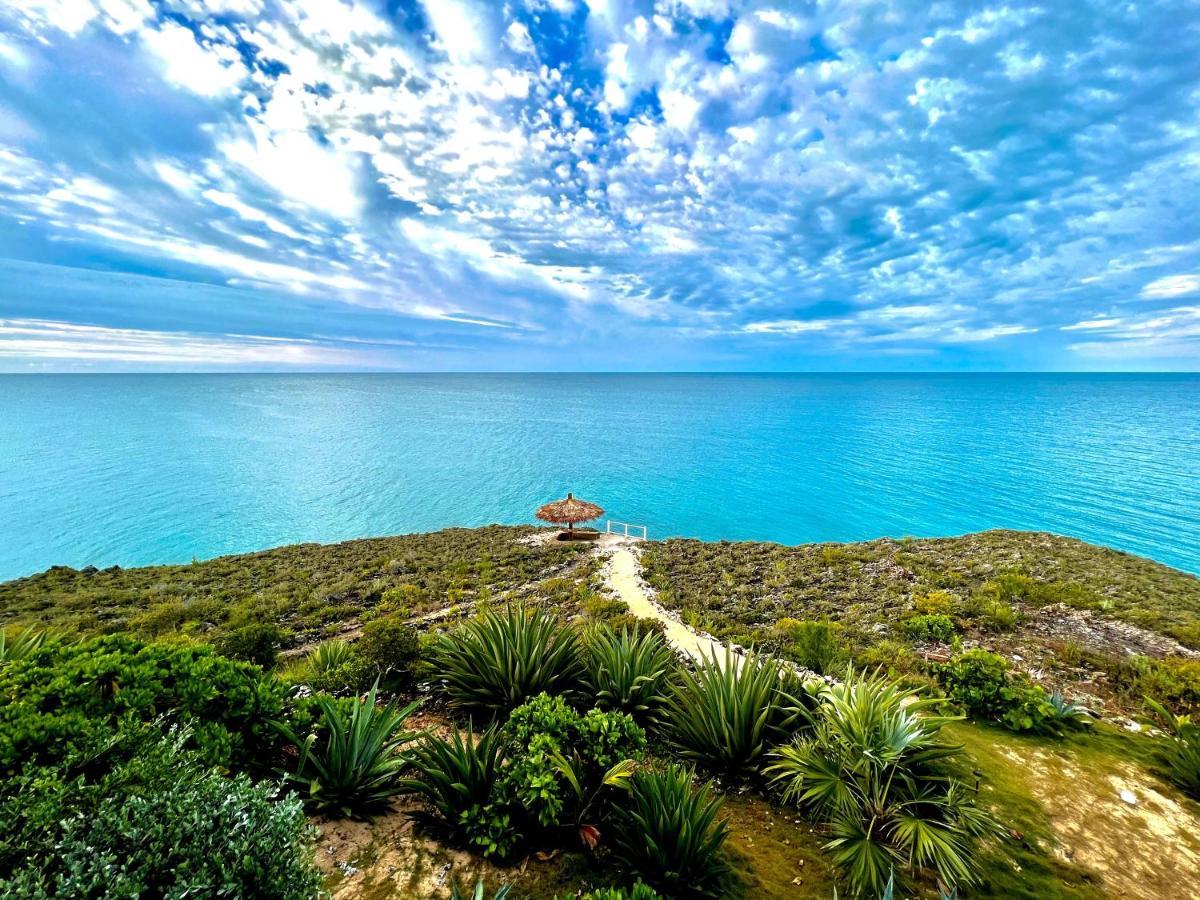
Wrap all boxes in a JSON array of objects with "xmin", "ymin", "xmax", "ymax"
[{"xmin": 0, "ymin": 373, "xmax": 1197, "ymax": 580}]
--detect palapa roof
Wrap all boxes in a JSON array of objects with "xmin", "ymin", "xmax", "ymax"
[{"xmin": 535, "ymin": 492, "xmax": 604, "ymax": 525}]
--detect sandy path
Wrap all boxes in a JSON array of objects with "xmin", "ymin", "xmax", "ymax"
[{"xmin": 605, "ymin": 545, "xmax": 733, "ymax": 665}]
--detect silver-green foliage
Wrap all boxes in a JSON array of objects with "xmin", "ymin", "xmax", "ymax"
[{"xmin": 767, "ymin": 670, "xmax": 1000, "ymax": 897}]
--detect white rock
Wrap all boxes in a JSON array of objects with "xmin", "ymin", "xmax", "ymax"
[{"xmin": 1120, "ymin": 789, "xmax": 1137, "ymax": 805}]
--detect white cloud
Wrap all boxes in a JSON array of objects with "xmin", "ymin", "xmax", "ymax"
[{"xmin": 1141, "ymin": 275, "xmax": 1200, "ymax": 299}]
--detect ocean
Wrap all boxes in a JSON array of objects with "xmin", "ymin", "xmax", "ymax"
[{"xmin": 1, "ymin": 373, "xmax": 1197, "ymax": 580}]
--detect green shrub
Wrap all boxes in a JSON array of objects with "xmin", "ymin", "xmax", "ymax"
[
  {"xmin": 428, "ymin": 604, "xmax": 584, "ymax": 713},
  {"xmin": 401, "ymin": 724, "xmax": 517, "ymax": 859},
  {"xmin": 913, "ymin": 591, "xmax": 955, "ymax": 616},
  {"xmin": 356, "ymin": 614, "xmax": 420, "ymax": 689},
  {"xmin": 776, "ymin": 619, "xmax": 844, "ymax": 674},
  {"xmin": 0, "ymin": 723, "xmax": 319, "ymax": 898},
  {"xmin": 934, "ymin": 650, "xmax": 1058, "ymax": 733},
  {"xmin": 294, "ymin": 639, "xmax": 368, "ymax": 694},
  {"xmin": 610, "ymin": 764, "xmax": 730, "ymax": 897},
  {"xmin": 1112, "ymin": 656, "xmax": 1200, "ymax": 715},
  {"xmin": 767, "ymin": 671, "xmax": 999, "ymax": 896},
  {"xmin": 0, "ymin": 635, "xmax": 286, "ymax": 769},
  {"xmin": 902, "ymin": 613, "xmax": 957, "ymax": 643},
  {"xmin": 1145, "ymin": 699, "xmax": 1200, "ymax": 799},
  {"xmin": 500, "ymin": 693, "xmax": 645, "ymax": 835},
  {"xmin": 852, "ymin": 638, "xmax": 923, "ymax": 678},
  {"xmin": 274, "ymin": 682, "xmax": 419, "ymax": 817},
  {"xmin": 585, "ymin": 626, "xmax": 675, "ymax": 722},
  {"xmin": 664, "ymin": 646, "xmax": 812, "ymax": 773},
  {"xmin": 215, "ymin": 622, "xmax": 285, "ymax": 668},
  {"xmin": 0, "ymin": 626, "xmax": 46, "ymax": 663}
]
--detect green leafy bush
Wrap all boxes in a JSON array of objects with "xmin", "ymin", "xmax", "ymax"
[
  {"xmin": 0, "ymin": 723, "xmax": 319, "ymax": 898},
  {"xmin": 401, "ymin": 724, "xmax": 517, "ymax": 859},
  {"xmin": 664, "ymin": 646, "xmax": 811, "ymax": 772},
  {"xmin": 274, "ymin": 682, "xmax": 419, "ymax": 817},
  {"xmin": 610, "ymin": 764, "xmax": 730, "ymax": 897},
  {"xmin": 901, "ymin": 613, "xmax": 957, "ymax": 643},
  {"xmin": 913, "ymin": 591, "xmax": 956, "ymax": 616},
  {"xmin": 585, "ymin": 625, "xmax": 675, "ymax": 722},
  {"xmin": 501, "ymin": 693, "xmax": 645, "ymax": 834},
  {"xmin": 215, "ymin": 622, "xmax": 285, "ymax": 668},
  {"xmin": 428, "ymin": 604, "xmax": 584, "ymax": 713},
  {"xmin": 1112, "ymin": 655, "xmax": 1200, "ymax": 716},
  {"xmin": 934, "ymin": 650, "xmax": 1058, "ymax": 733},
  {"xmin": 356, "ymin": 614, "xmax": 420, "ymax": 689},
  {"xmin": 767, "ymin": 671, "xmax": 999, "ymax": 897},
  {"xmin": 776, "ymin": 619, "xmax": 845, "ymax": 674},
  {"xmin": 1145, "ymin": 699, "xmax": 1200, "ymax": 799},
  {"xmin": 0, "ymin": 634, "xmax": 286, "ymax": 769}
]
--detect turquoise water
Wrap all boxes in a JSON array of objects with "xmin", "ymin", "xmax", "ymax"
[{"xmin": 1, "ymin": 373, "xmax": 1198, "ymax": 580}]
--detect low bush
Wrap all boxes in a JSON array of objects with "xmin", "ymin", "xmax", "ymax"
[
  {"xmin": 500, "ymin": 693, "xmax": 645, "ymax": 839},
  {"xmin": 585, "ymin": 625, "xmax": 675, "ymax": 722},
  {"xmin": 934, "ymin": 650, "xmax": 1058, "ymax": 733},
  {"xmin": 901, "ymin": 613, "xmax": 957, "ymax": 643},
  {"xmin": 1111, "ymin": 655, "xmax": 1200, "ymax": 716},
  {"xmin": 664, "ymin": 646, "xmax": 812, "ymax": 773},
  {"xmin": 215, "ymin": 622, "xmax": 285, "ymax": 668},
  {"xmin": 274, "ymin": 682, "xmax": 419, "ymax": 817},
  {"xmin": 610, "ymin": 764, "xmax": 730, "ymax": 897},
  {"xmin": 852, "ymin": 638, "xmax": 923, "ymax": 678},
  {"xmin": 767, "ymin": 670, "xmax": 999, "ymax": 897},
  {"xmin": 913, "ymin": 591, "xmax": 956, "ymax": 616},
  {"xmin": 356, "ymin": 614, "xmax": 420, "ymax": 689},
  {"xmin": 1145, "ymin": 699, "xmax": 1200, "ymax": 799},
  {"xmin": 0, "ymin": 634, "xmax": 286, "ymax": 769},
  {"xmin": 428, "ymin": 604, "xmax": 584, "ymax": 713},
  {"xmin": 401, "ymin": 724, "xmax": 517, "ymax": 859},
  {"xmin": 775, "ymin": 619, "xmax": 845, "ymax": 674},
  {"xmin": 0, "ymin": 723, "xmax": 319, "ymax": 898}
]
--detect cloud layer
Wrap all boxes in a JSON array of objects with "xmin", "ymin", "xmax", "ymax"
[{"xmin": 0, "ymin": 0, "xmax": 1197, "ymax": 370}]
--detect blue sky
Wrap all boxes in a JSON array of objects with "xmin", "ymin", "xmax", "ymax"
[{"xmin": 0, "ymin": 0, "xmax": 1197, "ymax": 371}]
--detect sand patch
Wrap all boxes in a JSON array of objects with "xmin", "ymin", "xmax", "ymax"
[{"xmin": 995, "ymin": 744, "xmax": 1200, "ymax": 899}]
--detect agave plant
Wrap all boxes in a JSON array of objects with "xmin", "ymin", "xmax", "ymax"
[
  {"xmin": 767, "ymin": 670, "xmax": 1000, "ymax": 897},
  {"xmin": 274, "ymin": 681, "xmax": 420, "ymax": 817},
  {"xmin": 307, "ymin": 638, "xmax": 355, "ymax": 674},
  {"xmin": 1146, "ymin": 698, "xmax": 1200, "ymax": 799},
  {"xmin": 664, "ymin": 645, "xmax": 813, "ymax": 772},
  {"xmin": 1047, "ymin": 690, "xmax": 1092, "ymax": 731},
  {"xmin": 399, "ymin": 724, "xmax": 516, "ymax": 858},
  {"xmin": 450, "ymin": 877, "xmax": 511, "ymax": 900},
  {"xmin": 610, "ymin": 764, "xmax": 731, "ymax": 897},
  {"xmin": 585, "ymin": 625, "xmax": 676, "ymax": 722},
  {"xmin": 0, "ymin": 626, "xmax": 46, "ymax": 663},
  {"xmin": 427, "ymin": 603, "xmax": 584, "ymax": 713}
]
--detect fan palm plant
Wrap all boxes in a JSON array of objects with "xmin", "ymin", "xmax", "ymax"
[
  {"xmin": 274, "ymin": 681, "xmax": 420, "ymax": 817},
  {"xmin": 585, "ymin": 625, "xmax": 676, "ymax": 722},
  {"xmin": 0, "ymin": 626, "xmax": 46, "ymax": 663},
  {"xmin": 664, "ymin": 645, "xmax": 815, "ymax": 772},
  {"xmin": 307, "ymin": 638, "xmax": 355, "ymax": 674},
  {"xmin": 766, "ymin": 670, "xmax": 999, "ymax": 896},
  {"xmin": 427, "ymin": 603, "xmax": 584, "ymax": 713}
]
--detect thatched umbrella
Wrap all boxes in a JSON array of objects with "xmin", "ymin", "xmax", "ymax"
[{"xmin": 536, "ymin": 492, "xmax": 604, "ymax": 535}]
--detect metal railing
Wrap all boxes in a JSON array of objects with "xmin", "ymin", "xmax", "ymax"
[{"xmin": 606, "ymin": 520, "xmax": 648, "ymax": 540}]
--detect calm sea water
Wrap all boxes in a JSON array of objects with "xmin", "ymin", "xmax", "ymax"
[{"xmin": 1, "ymin": 373, "xmax": 1198, "ymax": 581}]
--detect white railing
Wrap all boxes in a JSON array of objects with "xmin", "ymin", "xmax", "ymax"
[{"xmin": 606, "ymin": 520, "xmax": 648, "ymax": 540}]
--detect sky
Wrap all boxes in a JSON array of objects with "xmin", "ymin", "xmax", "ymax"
[{"xmin": 0, "ymin": 0, "xmax": 1197, "ymax": 372}]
